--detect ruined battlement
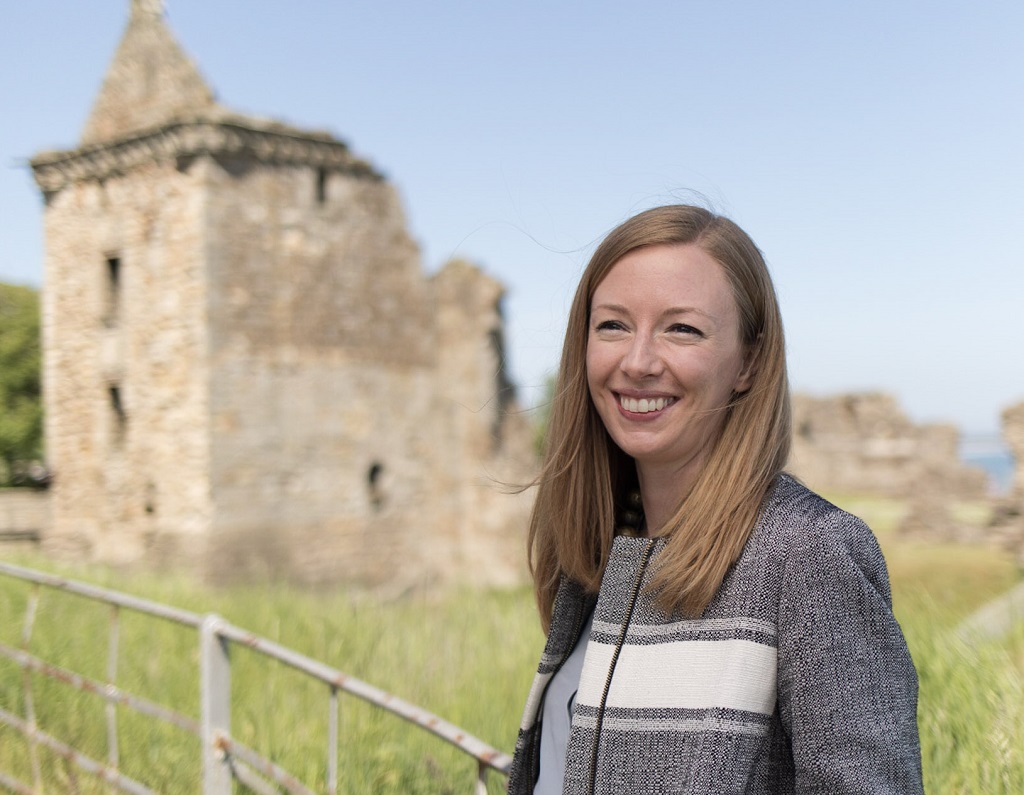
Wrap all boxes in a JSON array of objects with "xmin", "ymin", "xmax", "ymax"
[{"xmin": 789, "ymin": 392, "xmax": 988, "ymax": 499}]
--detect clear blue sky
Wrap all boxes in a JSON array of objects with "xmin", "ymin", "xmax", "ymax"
[{"xmin": 2, "ymin": 1, "xmax": 1022, "ymax": 437}]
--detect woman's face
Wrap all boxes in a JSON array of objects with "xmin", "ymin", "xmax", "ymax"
[{"xmin": 586, "ymin": 243, "xmax": 753, "ymax": 488}]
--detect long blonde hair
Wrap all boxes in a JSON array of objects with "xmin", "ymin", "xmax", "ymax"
[{"xmin": 529, "ymin": 205, "xmax": 790, "ymax": 629}]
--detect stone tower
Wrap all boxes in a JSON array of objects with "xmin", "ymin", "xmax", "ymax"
[{"xmin": 31, "ymin": 1, "xmax": 534, "ymax": 588}]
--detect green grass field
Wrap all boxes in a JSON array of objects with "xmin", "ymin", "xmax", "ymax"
[{"xmin": 1, "ymin": 494, "xmax": 1022, "ymax": 793}]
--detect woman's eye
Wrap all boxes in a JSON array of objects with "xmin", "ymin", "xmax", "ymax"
[
  {"xmin": 669, "ymin": 323, "xmax": 704, "ymax": 337},
  {"xmin": 595, "ymin": 320, "xmax": 625, "ymax": 332}
]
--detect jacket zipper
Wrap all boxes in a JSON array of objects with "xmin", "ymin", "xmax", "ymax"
[{"xmin": 586, "ymin": 539, "xmax": 657, "ymax": 794}]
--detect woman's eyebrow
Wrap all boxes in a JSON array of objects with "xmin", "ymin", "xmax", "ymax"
[
  {"xmin": 590, "ymin": 303, "xmax": 718, "ymax": 324},
  {"xmin": 662, "ymin": 306, "xmax": 714, "ymax": 320},
  {"xmin": 591, "ymin": 303, "xmax": 710, "ymax": 315}
]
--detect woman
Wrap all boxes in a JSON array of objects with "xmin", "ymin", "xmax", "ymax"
[{"xmin": 508, "ymin": 206, "xmax": 923, "ymax": 794}]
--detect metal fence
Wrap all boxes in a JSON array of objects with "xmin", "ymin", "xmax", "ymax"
[{"xmin": 0, "ymin": 561, "xmax": 512, "ymax": 794}]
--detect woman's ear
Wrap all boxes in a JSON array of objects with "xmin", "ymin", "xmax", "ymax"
[{"xmin": 733, "ymin": 338, "xmax": 760, "ymax": 395}]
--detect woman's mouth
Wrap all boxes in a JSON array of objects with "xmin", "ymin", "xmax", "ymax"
[{"xmin": 618, "ymin": 395, "xmax": 676, "ymax": 414}]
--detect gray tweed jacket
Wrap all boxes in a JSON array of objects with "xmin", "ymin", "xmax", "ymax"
[{"xmin": 507, "ymin": 475, "xmax": 924, "ymax": 794}]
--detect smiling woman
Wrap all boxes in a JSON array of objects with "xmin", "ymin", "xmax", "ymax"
[
  {"xmin": 508, "ymin": 205, "xmax": 924, "ymax": 795},
  {"xmin": 586, "ymin": 244, "xmax": 755, "ymax": 528}
]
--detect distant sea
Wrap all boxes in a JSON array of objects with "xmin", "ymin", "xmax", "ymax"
[{"xmin": 960, "ymin": 435, "xmax": 1016, "ymax": 496}]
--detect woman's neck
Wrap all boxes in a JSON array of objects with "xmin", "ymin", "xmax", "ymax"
[{"xmin": 636, "ymin": 460, "xmax": 701, "ymax": 535}]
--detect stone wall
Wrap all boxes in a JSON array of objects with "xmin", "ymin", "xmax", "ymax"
[
  {"xmin": 429, "ymin": 259, "xmax": 536, "ymax": 588},
  {"xmin": 788, "ymin": 391, "xmax": 1024, "ymax": 560},
  {"xmin": 201, "ymin": 155, "xmax": 426, "ymax": 587},
  {"xmin": 788, "ymin": 392, "xmax": 988, "ymax": 499},
  {"xmin": 0, "ymin": 489, "xmax": 49, "ymax": 549},
  {"xmin": 35, "ymin": 142, "xmax": 536, "ymax": 589},
  {"xmin": 1002, "ymin": 401, "xmax": 1024, "ymax": 499},
  {"xmin": 39, "ymin": 160, "xmax": 212, "ymax": 563},
  {"xmin": 990, "ymin": 401, "xmax": 1024, "ymax": 564}
]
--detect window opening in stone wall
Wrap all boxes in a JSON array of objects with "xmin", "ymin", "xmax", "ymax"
[
  {"xmin": 109, "ymin": 384, "xmax": 127, "ymax": 447},
  {"xmin": 145, "ymin": 480, "xmax": 157, "ymax": 515},
  {"xmin": 316, "ymin": 168, "xmax": 328, "ymax": 204},
  {"xmin": 104, "ymin": 255, "xmax": 121, "ymax": 327},
  {"xmin": 367, "ymin": 462, "xmax": 385, "ymax": 511}
]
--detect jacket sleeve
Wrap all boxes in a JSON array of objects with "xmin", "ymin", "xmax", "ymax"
[{"xmin": 776, "ymin": 507, "xmax": 924, "ymax": 794}]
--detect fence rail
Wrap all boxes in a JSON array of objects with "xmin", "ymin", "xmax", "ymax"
[{"xmin": 0, "ymin": 561, "xmax": 512, "ymax": 794}]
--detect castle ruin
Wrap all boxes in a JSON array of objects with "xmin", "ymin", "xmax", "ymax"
[
  {"xmin": 1001, "ymin": 402, "xmax": 1024, "ymax": 499},
  {"xmin": 990, "ymin": 401, "xmax": 1024, "ymax": 563},
  {"xmin": 788, "ymin": 392, "xmax": 988, "ymax": 499},
  {"xmin": 29, "ymin": 0, "xmax": 535, "ymax": 589}
]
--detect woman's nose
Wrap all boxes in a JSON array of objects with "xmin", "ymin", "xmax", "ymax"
[{"xmin": 620, "ymin": 335, "xmax": 663, "ymax": 379}]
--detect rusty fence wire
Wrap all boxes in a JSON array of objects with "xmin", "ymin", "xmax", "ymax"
[{"xmin": 0, "ymin": 561, "xmax": 512, "ymax": 794}]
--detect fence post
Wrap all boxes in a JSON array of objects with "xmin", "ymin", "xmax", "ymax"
[{"xmin": 200, "ymin": 614, "xmax": 231, "ymax": 795}]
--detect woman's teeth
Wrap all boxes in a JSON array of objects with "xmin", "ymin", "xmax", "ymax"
[{"xmin": 619, "ymin": 396, "xmax": 674, "ymax": 414}]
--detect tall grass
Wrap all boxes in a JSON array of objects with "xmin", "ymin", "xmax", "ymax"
[
  {"xmin": 844, "ymin": 494, "xmax": 1024, "ymax": 794},
  {"xmin": 1, "ymin": 494, "xmax": 1022, "ymax": 793},
  {"xmin": 0, "ymin": 562, "xmax": 543, "ymax": 794}
]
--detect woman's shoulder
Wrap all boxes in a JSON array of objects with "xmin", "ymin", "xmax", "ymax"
[
  {"xmin": 709, "ymin": 474, "xmax": 893, "ymax": 621},
  {"xmin": 755, "ymin": 473, "xmax": 892, "ymax": 596},
  {"xmin": 732, "ymin": 475, "xmax": 886, "ymax": 583},
  {"xmin": 761, "ymin": 474, "xmax": 877, "ymax": 546}
]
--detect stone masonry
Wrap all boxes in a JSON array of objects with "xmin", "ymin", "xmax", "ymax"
[
  {"xmin": 1002, "ymin": 401, "xmax": 1024, "ymax": 499},
  {"xmin": 30, "ymin": 1, "xmax": 535, "ymax": 589},
  {"xmin": 989, "ymin": 401, "xmax": 1024, "ymax": 564},
  {"xmin": 788, "ymin": 392, "xmax": 987, "ymax": 499},
  {"xmin": 789, "ymin": 392, "xmax": 1008, "ymax": 551}
]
